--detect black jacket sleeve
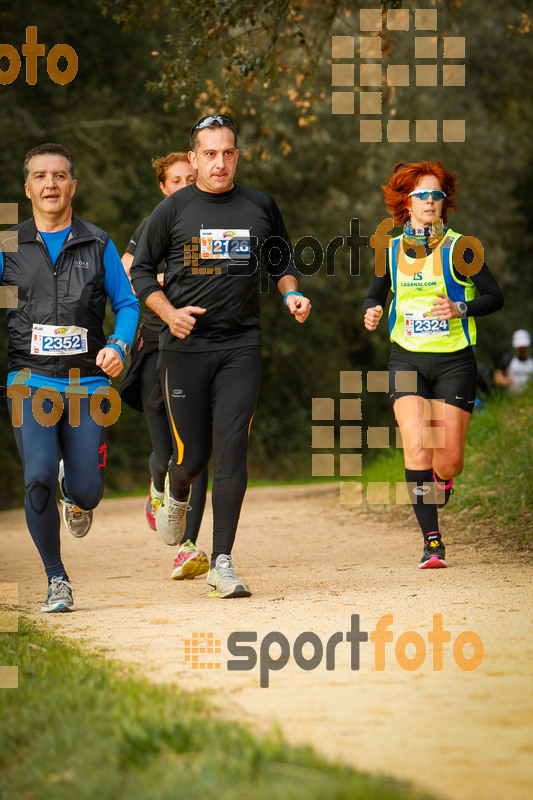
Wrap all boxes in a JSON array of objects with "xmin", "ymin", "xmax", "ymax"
[
  {"xmin": 454, "ymin": 247, "xmax": 504, "ymax": 316},
  {"xmin": 262, "ymin": 196, "xmax": 297, "ymax": 283},
  {"xmin": 364, "ymin": 266, "xmax": 391, "ymax": 312},
  {"xmin": 130, "ymin": 200, "xmax": 174, "ymax": 303}
]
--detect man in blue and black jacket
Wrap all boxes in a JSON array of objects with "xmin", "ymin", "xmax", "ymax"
[{"xmin": 1, "ymin": 142, "xmax": 139, "ymax": 613}]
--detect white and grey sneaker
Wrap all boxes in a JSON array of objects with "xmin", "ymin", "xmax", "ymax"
[
  {"xmin": 206, "ymin": 554, "xmax": 251, "ymax": 598},
  {"xmin": 155, "ymin": 475, "xmax": 190, "ymax": 546},
  {"xmin": 58, "ymin": 460, "xmax": 93, "ymax": 538},
  {"xmin": 41, "ymin": 576, "xmax": 74, "ymax": 613}
]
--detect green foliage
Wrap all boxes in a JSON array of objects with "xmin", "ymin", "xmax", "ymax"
[
  {"xmin": 98, "ymin": 0, "xmax": 337, "ymax": 111},
  {"xmin": 455, "ymin": 384, "xmax": 533, "ymax": 543},
  {"xmin": 0, "ymin": 619, "xmax": 436, "ymax": 800},
  {"xmin": 0, "ymin": 0, "xmax": 198, "ymax": 244},
  {"xmin": 1, "ymin": 0, "xmax": 533, "ymax": 506},
  {"xmin": 97, "ymin": 0, "xmax": 407, "ymax": 117}
]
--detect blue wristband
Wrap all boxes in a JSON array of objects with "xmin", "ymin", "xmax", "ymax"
[{"xmin": 283, "ymin": 290, "xmax": 303, "ymax": 305}]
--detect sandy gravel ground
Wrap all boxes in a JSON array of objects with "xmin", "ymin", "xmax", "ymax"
[{"xmin": 1, "ymin": 484, "xmax": 532, "ymax": 800}]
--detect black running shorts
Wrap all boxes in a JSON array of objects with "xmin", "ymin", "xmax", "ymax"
[{"xmin": 388, "ymin": 343, "xmax": 477, "ymax": 412}]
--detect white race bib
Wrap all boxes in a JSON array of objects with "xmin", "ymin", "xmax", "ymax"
[
  {"xmin": 404, "ymin": 311, "xmax": 450, "ymax": 337},
  {"xmin": 31, "ymin": 324, "xmax": 88, "ymax": 356},
  {"xmin": 200, "ymin": 228, "xmax": 250, "ymax": 260}
]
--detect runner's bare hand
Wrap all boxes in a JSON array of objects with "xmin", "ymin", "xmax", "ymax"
[
  {"xmin": 364, "ymin": 305, "xmax": 383, "ymax": 331},
  {"xmin": 167, "ymin": 306, "xmax": 206, "ymax": 339},
  {"xmin": 432, "ymin": 292, "xmax": 459, "ymax": 320},
  {"xmin": 96, "ymin": 347, "xmax": 124, "ymax": 377},
  {"xmin": 286, "ymin": 294, "xmax": 311, "ymax": 323}
]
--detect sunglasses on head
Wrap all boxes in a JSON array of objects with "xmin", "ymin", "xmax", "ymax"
[
  {"xmin": 408, "ymin": 189, "xmax": 447, "ymax": 201},
  {"xmin": 191, "ymin": 115, "xmax": 236, "ymax": 135}
]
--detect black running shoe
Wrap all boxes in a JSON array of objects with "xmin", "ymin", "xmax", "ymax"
[{"xmin": 419, "ymin": 533, "xmax": 447, "ymax": 569}]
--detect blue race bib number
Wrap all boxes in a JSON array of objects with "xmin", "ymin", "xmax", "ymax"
[
  {"xmin": 413, "ymin": 318, "xmax": 449, "ymax": 334},
  {"xmin": 404, "ymin": 312, "xmax": 450, "ymax": 337},
  {"xmin": 200, "ymin": 228, "xmax": 250, "ymax": 260},
  {"xmin": 42, "ymin": 334, "xmax": 82, "ymax": 351},
  {"xmin": 31, "ymin": 324, "xmax": 88, "ymax": 356}
]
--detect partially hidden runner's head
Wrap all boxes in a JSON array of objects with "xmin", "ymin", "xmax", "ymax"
[
  {"xmin": 152, "ymin": 152, "xmax": 197, "ymax": 196},
  {"xmin": 188, "ymin": 115, "xmax": 239, "ymax": 194},
  {"xmin": 382, "ymin": 161, "xmax": 458, "ymax": 227}
]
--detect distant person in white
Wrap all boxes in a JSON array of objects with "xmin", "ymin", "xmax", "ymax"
[{"xmin": 494, "ymin": 329, "xmax": 533, "ymax": 393}]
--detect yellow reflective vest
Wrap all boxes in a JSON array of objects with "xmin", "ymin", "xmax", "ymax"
[{"xmin": 387, "ymin": 229, "xmax": 477, "ymax": 352}]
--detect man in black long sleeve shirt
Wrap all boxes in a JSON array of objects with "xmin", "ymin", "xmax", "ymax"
[{"xmin": 131, "ymin": 115, "xmax": 311, "ymax": 598}]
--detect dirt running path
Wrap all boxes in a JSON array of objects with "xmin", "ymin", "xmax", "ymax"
[{"xmin": 1, "ymin": 485, "xmax": 532, "ymax": 800}]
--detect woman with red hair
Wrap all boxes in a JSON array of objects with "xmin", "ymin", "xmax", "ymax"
[{"xmin": 364, "ymin": 161, "xmax": 503, "ymax": 568}]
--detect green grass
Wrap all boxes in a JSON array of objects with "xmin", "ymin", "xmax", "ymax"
[
  {"xmin": 359, "ymin": 385, "xmax": 533, "ymax": 545},
  {"xmin": 0, "ymin": 620, "xmax": 435, "ymax": 800},
  {"xmin": 455, "ymin": 385, "xmax": 533, "ymax": 542}
]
